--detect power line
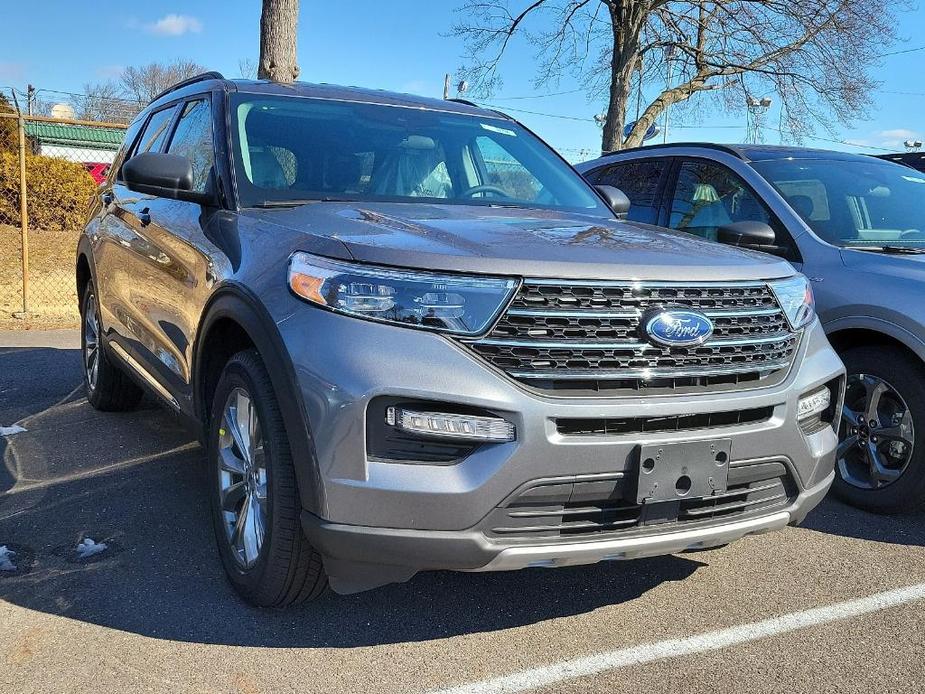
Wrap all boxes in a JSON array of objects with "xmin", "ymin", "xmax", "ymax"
[
  {"xmin": 876, "ymin": 45, "xmax": 925, "ymax": 58},
  {"xmin": 490, "ymin": 88, "xmax": 587, "ymax": 101}
]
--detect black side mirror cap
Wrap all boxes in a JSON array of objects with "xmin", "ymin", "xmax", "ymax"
[
  {"xmin": 717, "ymin": 220, "xmax": 777, "ymax": 248},
  {"xmin": 122, "ymin": 152, "xmax": 215, "ymax": 206},
  {"xmin": 595, "ymin": 185, "xmax": 631, "ymax": 217}
]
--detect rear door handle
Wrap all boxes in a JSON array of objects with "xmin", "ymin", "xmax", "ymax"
[{"xmin": 136, "ymin": 208, "xmax": 151, "ymax": 226}]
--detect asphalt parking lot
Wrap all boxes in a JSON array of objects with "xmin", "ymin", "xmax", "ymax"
[{"xmin": 1, "ymin": 331, "xmax": 924, "ymax": 694}]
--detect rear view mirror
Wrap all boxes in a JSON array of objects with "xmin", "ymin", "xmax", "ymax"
[
  {"xmin": 718, "ymin": 221, "xmax": 777, "ymax": 250},
  {"xmin": 122, "ymin": 152, "xmax": 215, "ymax": 205},
  {"xmin": 595, "ymin": 185, "xmax": 631, "ymax": 218}
]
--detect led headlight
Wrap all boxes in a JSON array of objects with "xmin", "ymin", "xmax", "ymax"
[
  {"xmin": 770, "ymin": 274, "xmax": 815, "ymax": 330},
  {"xmin": 386, "ymin": 406, "xmax": 515, "ymax": 442},
  {"xmin": 288, "ymin": 252, "xmax": 518, "ymax": 335}
]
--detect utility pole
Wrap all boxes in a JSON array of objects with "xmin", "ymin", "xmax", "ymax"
[
  {"xmin": 443, "ymin": 74, "xmax": 451, "ymax": 100},
  {"xmin": 26, "ymin": 85, "xmax": 35, "ymax": 116}
]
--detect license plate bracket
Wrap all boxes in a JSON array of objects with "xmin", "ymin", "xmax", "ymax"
[{"xmin": 636, "ymin": 439, "xmax": 731, "ymax": 504}]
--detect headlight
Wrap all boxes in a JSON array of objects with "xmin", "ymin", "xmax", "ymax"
[
  {"xmin": 770, "ymin": 274, "xmax": 815, "ymax": 330},
  {"xmin": 288, "ymin": 252, "xmax": 518, "ymax": 335}
]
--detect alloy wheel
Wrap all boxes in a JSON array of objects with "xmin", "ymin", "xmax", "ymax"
[
  {"xmin": 218, "ymin": 387, "xmax": 268, "ymax": 568},
  {"xmin": 83, "ymin": 294, "xmax": 100, "ymax": 392},
  {"xmin": 838, "ymin": 373, "xmax": 915, "ymax": 490}
]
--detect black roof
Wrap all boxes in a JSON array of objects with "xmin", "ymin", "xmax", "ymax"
[
  {"xmin": 145, "ymin": 72, "xmax": 505, "ymax": 121},
  {"xmin": 602, "ymin": 142, "xmax": 873, "ymax": 163}
]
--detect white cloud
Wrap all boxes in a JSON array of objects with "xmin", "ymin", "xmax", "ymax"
[
  {"xmin": 877, "ymin": 128, "xmax": 919, "ymax": 140},
  {"xmin": 146, "ymin": 14, "xmax": 202, "ymax": 36}
]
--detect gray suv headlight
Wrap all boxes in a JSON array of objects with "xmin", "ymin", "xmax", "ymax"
[
  {"xmin": 288, "ymin": 252, "xmax": 518, "ymax": 336},
  {"xmin": 769, "ymin": 274, "xmax": 815, "ymax": 330}
]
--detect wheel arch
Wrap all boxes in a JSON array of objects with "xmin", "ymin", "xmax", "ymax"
[
  {"xmin": 825, "ymin": 318, "xmax": 925, "ymax": 365},
  {"xmin": 193, "ymin": 284, "xmax": 325, "ymax": 515}
]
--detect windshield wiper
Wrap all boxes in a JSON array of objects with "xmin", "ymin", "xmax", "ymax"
[
  {"xmin": 250, "ymin": 197, "xmax": 352, "ymax": 208},
  {"xmin": 844, "ymin": 245, "xmax": 925, "ymax": 255}
]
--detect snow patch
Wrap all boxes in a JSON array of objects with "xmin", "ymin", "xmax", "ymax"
[
  {"xmin": 76, "ymin": 538, "xmax": 108, "ymax": 559},
  {"xmin": 0, "ymin": 425, "xmax": 26, "ymax": 437},
  {"xmin": 0, "ymin": 546, "xmax": 17, "ymax": 572}
]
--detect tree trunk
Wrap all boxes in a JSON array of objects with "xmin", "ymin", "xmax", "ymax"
[
  {"xmin": 259, "ymin": 0, "xmax": 301, "ymax": 83},
  {"xmin": 600, "ymin": 2, "xmax": 643, "ymax": 154}
]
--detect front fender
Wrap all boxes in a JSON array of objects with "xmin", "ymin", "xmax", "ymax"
[{"xmin": 193, "ymin": 284, "xmax": 325, "ymax": 516}]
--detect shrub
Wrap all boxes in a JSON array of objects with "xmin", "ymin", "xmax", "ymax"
[{"xmin": 0, "ymin": 151, "xmax": 97, "ymax": 232}]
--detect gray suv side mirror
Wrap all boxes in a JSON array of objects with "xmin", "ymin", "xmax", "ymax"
[
  {"xmin": 595, "ymin": 185, "xmax": 631, "ymax": 218},
  {"xmin": 122, "ymin": 152, "xmax": 215, "ymax": 206},
  {"xmin": 718, "ymin": 221, "xmax": 776, "ymax": 249}
]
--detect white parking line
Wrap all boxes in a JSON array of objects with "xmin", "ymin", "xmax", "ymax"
[{"xmin": 431, "ymin": 582, "xmax": 925, "ymax": 694}]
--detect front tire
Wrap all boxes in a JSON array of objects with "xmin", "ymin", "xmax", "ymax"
[
  {"xmin": 81, "ymin": 281, "xmax": 143, "ymax": 411},
  {"xmin": 832, "ymin": 346, "xmax": 925, "ymax": 513},
  {"xmin": 208, "ymin": 349, "xmax": 327, "ymax": 607}
]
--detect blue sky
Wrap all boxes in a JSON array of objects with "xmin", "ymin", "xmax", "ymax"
[{"xmin": 2, "ymin": 1, "xmax": 924, "ymax": 162}]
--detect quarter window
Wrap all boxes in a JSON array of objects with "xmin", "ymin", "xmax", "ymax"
[{"xmin": 167, "ymin": 99, "xmax": 215, "ymax": 193}]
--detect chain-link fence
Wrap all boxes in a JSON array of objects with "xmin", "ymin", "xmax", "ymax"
[{"xmin": 0, "ymin": 112, "xmax": 126, "ymax": 328}]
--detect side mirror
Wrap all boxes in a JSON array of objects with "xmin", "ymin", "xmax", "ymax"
[
  {"xmin": 717, "ymin": 221, "xmax": 777, "ymax": 249},
  {"xmin": 122, "ymin": 152, "xmax": 214, "ymax": 205},
  {"xmin": 595, "ymin": 185, "xmax": 631, "ymax": 217}
]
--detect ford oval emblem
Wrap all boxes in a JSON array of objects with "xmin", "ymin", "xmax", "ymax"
[{"xmin": 644, "ymin": 309, "xmax": 714, "ymax": 347}]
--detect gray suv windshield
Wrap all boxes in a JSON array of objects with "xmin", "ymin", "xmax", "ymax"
[
  {"xmin": 229, "ymin": 94, "xmax": 610, "ymax": 215},
  {"xmin": 752, "ymin": 158, "xmax": 925, "ymax": 248}
]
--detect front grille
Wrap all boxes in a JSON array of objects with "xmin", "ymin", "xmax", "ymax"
[
  {"xmin": 485, "ymin": 461, "xmax": 796, "ymax": 540},
  {"xmin": 465, "ymin": 280, "xmax": 799, "ymax": 394},
  {"xmin": 555, "ymin": 407, "xmax": 774, "ymax": 437}
]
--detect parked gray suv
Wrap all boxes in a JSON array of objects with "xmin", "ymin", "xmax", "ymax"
[
  {"xmin": 77, "ymin": 75, "xmax": 844, "ymax": 607},
  {"xmin": 579, "ymin": 144, "xmax": 925, "ymax": 513}
]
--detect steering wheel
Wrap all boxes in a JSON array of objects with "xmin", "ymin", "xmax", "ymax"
[
  {"xmin": 460, "ymin": 184, "xmax": 510, "ymax": 199},
  {"xmin": 900, "ymin": 229, "xmax": 925, "ymax": 240}
]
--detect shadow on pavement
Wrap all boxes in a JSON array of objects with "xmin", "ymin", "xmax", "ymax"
[
  {"xmin": 801, "ymin": 496, "xmax": 925, "ymax": 547},
  {"xmin": 0, "ymin": 341, "xmax": 704, "ymax": 648}
]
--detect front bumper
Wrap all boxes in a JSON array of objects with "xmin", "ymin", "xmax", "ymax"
[
  {"xmin": 303, "ymin": 470, "xmax": 832, "ymax": 581},
  {"xmin": 276, "ymin": 302, "xmax": 844, "ymax": 593}
]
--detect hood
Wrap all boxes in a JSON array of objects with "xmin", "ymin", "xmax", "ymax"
[
  {"xmin": 242, "ymin": 202, "xmax": 795, "ymax": 282},
  {"xmin": 841, "ymin": 247, "xmax": 925, "ymax": 280}
]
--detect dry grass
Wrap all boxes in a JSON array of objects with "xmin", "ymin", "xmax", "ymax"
[{"xmin": 0, "ymin": 224, "xmax": 80, "ymax": 329}]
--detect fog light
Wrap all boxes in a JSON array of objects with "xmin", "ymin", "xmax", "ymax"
[
  {"xmin": 797, "ymin": 387, "xmax": 831, "ymax": 421},
  {"xmin": 386, "ymin": 407, "xmax": 515, "ymax": 442}
]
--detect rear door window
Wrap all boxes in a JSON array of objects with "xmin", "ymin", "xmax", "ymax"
[{"xmin": 586, "ymin": 159, "xmax": 668, "ymax": 224}]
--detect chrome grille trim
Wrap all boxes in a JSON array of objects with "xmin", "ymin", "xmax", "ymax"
[
  {"xmin": 509, "ymin": 360, "xmax": 792, "ymax": 381},
  {"xmin": 477, "ymin": 333, "xmax": 794, "ymax": 350},
  {"xmin": 463, "ymin": 278, "xmax": 800, "ymax": 393}
]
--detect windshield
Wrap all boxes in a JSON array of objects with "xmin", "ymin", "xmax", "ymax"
[
  {"xmin": 229, "ymin": 94, "xmax": 610, "ymax": 215},
  {"xmin": 751, "ymin": 158, "xmax": 925, "ymax": 248}
]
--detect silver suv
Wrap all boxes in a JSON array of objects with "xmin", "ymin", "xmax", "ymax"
[
  {"xmin": 579, "ymin": 144, "xmax": 925, "ymax": 513},
  {"xmin": 78, "ymin": 77, "xmax": 844, "ymax": 606}
]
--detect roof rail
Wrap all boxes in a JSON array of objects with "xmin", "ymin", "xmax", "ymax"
[
  {"xmin": 602, "ymin": 142, "xmax": 746, "ymax": 160},
  {"xmin": 446, "ymin": 97, "xmax": 480, "ymax": 108},
  {"xmin": 151, "ymin": 71, "xmax": 226, "ymax": 104},
  {"xmin": 446, "ymin": 97, "xmax": 514, "ymax": 120}
]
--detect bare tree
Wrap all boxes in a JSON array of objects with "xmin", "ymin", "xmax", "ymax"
[
  {"xmin": 259, "ymin": 0, "xmax": 301, "ymax": 83},
  {"xmin": 452, "ymin": 1, "xmax": 906, "ymax": 152},
  {"xmin": 238, "ymin": 57, "xmax": 259, "ymax": 80},
  {"xmin": 71, "ymin": 81, "xmax": 142, "ymax": 124},
  {"xmin": 120, "ymin": 59, "xmax": 208, "ymax": 104}
]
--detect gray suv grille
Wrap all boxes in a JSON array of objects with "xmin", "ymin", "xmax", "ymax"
[{"xmin": 465, "ymin": 279, "xmax": 799, "ymax": 394}]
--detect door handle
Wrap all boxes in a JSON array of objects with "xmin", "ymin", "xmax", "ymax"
[
  {"xmin": 136, "ymin": 208, "xmax": 151, "ymax": 226},
  {"xmin": 101, "ymin": 191, "xmax": 114, "ymax": 207}
]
